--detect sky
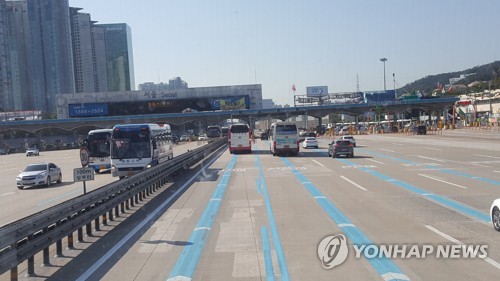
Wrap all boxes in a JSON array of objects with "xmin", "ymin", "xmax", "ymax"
[{"xmin": 71, "ymin": 0, "xmax": 500, "ymax": 105}]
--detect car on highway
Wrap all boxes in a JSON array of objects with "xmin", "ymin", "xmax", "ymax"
[
  {"xmin": 260, "ymin": 131, "xmax": 268, "ymax": 140},
  {"xmin": 328, "ymin": 140, "xmax": 354, "ymax": 158},
  {"xmin": 198, "ymin": 134, "xmax": 208, "ymax": 141},
  {"xmin": 339, "ymin": 135, "xmax": 356, "ymax": 147},
  {"xmin": 491, "ymin": 198, "xmax": 500, "ymax": 231},
  {"xmin": 16, "ymin": 162, "xmax": 62, "ymax": 189},
  {"xmin": 26, "ymin": 147, "xmax": 39, "ymax": 156},
  {"xmin": 0, "ymin": 148, "xmax": 6, "ymax": 155},
  {"xmin": 417, "ymin": 125, "xmax": 427, "ymax": 135},
  {"xmin": 302, "ymin": 137, "xmax": 318, "ymax": 149},
  {"xmin": 179, "ymin": 135, "xmax": 189, "ymax": 142}
]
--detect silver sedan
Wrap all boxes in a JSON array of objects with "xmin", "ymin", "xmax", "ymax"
[{"xmin": 16, "ymin": 163, "xmax": 62, "ymax": 189}]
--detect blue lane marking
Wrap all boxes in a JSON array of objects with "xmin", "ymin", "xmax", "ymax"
[
  {"xmin": 336, "ymin": 158, "xmax": 491, "ymax": 223},
  {"xmin": 261, "ymin": 226, "xmax": 275, "ymax": 281},
  {"xmin": 280, "ymin": 158, "xmax": 409, "ymax": 281},
  {"xmin": 255, "ymin": 156, "xmax": 290, "ymax": 281},
  {"xmin": 167, "ymin": 155, "xmax": 238, "ymax": 281},
  {"xmin": 360, "ymin": 149, "xmax": 500, "ymax": 186}
]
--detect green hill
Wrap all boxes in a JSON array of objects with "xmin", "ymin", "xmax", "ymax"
[{"xmin": 400, "ymin": 61, "xmax": 500, "ymax": 95}]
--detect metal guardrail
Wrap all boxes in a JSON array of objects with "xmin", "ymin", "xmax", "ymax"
[{"xmin": 0, "ymin": 138, "xmax": 226, "ymax": 278}]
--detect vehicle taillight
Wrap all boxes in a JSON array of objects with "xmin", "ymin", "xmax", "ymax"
[
  {"xmin": 273, "ymin": 141, "xmax": 277, "ymax": 148},
  {"xmin": 348, "ymin": 144, "xmax": 353, "ymax": 147}
]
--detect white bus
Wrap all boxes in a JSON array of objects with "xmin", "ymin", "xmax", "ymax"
[
  {"xmin": 269, "ymin": 122, "xmax": 299, "ymax": 156},
  {"xmin": 110, "ymin": 123, "xmax": 173, "ymax": 179},
  {"xmin": 228, "ymin": 123, "xmax": 252, "ymax": 154},
  {"xmin": 85, "ymin": 129, "xmax": 112, "ymax": 173},
  {"xmin": 206, "ymin": 125, "xmax": 222, "ymax": 138}
]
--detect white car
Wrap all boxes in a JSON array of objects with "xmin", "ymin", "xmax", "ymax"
[
  {"xmin": 490, "ymin": 199, "xmax": 500, "ymax": 231},
  {"xmin": 16, "ymin": 163, "xmax": 62, "ymax": 189},
  {"xmin": 198, "ymin": 134, "xmax": 208, "ymax": 141},
  {"xmin": 26, "ymin": 147, "xmax": 39, "ymax": 156},
  {"xmin": 302, "ymin": 137, "xmax": 318, "ymax": 149},
  {"xmin": 339, "ymin": 136, "xmax": 356, "ymax": 147}
]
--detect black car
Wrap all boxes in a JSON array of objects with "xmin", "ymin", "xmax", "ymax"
[
  {"xmin": 417, "ymin": 125, "xmax": 427, "ymax": 135},
  {"xmin": 328, "ymin": 140, "xmax": 354, "ymax": 158},
  {"xmin": 260, "ymin": 132, "xmax": 268, "ymax": 140}
]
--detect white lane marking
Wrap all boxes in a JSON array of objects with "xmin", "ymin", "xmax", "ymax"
[
  {"xmin": 314, "ymin": 196, "xmax": 326, "ymax": 199},
  {"xmin": 391, "ymin": 143, "xmax": 404, "ymax": 146},
  {"xmin": 425, "ymin": 225, "xmax": 500, "ymax": 271},
  {"xmin": 367, "ymin": 159, "xmax": 385, "ymax": 165},
  {"xmin": 338, "ymin": 223, "xmax": 356, "ymax": 228},
  {"xmin": 210, "ymin": 198, "xmax": 221, "ymax": 201},
  {"xmin": 381, "ymin": 272, "xmax": 411, "ymax": 281},
  {"xmin": 421, "ymin": 147, "xmax": 442, "ymax": 151},
  {"xmin": 380, "ymin": 149, "xmax": 395, "ymax": 153},
  {"xmin": 312, "ymin": 159, "xmax": 325, "ymax": 167},
  {"xmin": 474, "ymin": 154, "xmax": 500, "ymax": 159},
  {"xmin": 469, "ymin": 163, "xmax": 491, "ymax": 168},
  {"xmin": 421, "ymin": 193, "xmax": 434, "ymax": 196},
  {"xmin": 418, "ymin": 174, "xmax": 468, "ymax": 189},
  {"xmin": 417, "ymin": 156, "xmax": 446, "ymax": 162},
  {"xmin": 167, "ymin": 277, "xmax": 191, "ymax": 281},
  {"xmin": 494, "ymin": 171, "xmax": 500, "ymax": 174},
  {"xmin": 467, "ymin": 145, "xmax": 487, "ymax": 149},
  {"xmin": 0, "ymin": 192, "xmax": 15, "ymax": 197},
  {"xmin": 194, "ymin": 227, "xmax": 211, "ymax": 231},
  {"xmin": 340, "ymin": 176, "xmax": 367, "ymax": 191}
]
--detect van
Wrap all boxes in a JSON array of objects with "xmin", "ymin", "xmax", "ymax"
[
  {"xmin": 269, "ymin": 122, "xmax": 299, "ymax": 156},
  {"xmin": 228, "ymin": 124, "xmax": 251, "ymax": 154}
]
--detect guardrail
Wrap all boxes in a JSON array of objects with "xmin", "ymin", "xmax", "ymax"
[{"xmin": 0, "ymin": 138, "xmax": 226, "ymax": 279}]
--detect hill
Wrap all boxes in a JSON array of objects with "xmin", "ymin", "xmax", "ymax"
[{"xmin": 400, "ymin": 61, "xmax": 500, "ymax": 95}]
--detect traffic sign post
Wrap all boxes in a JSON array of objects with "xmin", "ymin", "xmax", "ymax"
[
  {"xmin": 78, "ymin": 147, "xmax": 91, "ymax": 193},
  {"xmin": 80, "ymin": 146, "xmax": 90, "ymax": 167}
]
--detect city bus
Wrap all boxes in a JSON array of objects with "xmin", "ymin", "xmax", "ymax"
[
  {"xmin": 110, "ymin": 123, "xmax": 173, "ymax": 179},
  {"xmin": 85, "ymin": 128, "xmax": 112, "ymax": 173},
  {"xmin": 269, "ymin": 122, "xmax": 299, "ymax": 156},
  {"xmin": 206, "ymin": 125, "xmax": 222, "ymax": 138},
  {"xmin": 221, "ymin": 126, "xmax": 229, "ymax": 137}
]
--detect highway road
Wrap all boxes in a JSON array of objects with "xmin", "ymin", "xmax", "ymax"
[
  {"xmin": 0, "ymin": 141, "xmax": 203, "ymax": 227},
  {"xmin": 3, "ymin": 131, "xmax": 500, "ymax": 280}
]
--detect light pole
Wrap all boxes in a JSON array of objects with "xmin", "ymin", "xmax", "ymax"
[{"xmin": 380, "ymin": 58, "xmax": 387, "ymax": 92}]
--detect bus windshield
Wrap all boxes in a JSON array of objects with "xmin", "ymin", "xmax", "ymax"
[
  {"xmin": 230, "ymin": 125, "xmax": 249, "ymax": 133},
  {"xmin": 111, "ymin": 129, "xmax": 151, "ymax": 160},
  {"xmin": 88, "ymin": 132, "xmax": 111, "ymax": 157},
  {"xmin": 275, "ymin": 124, "xmax": 297, "ymax": 135},
  {"xmin": 206, "ymin": 126, "xmax": 222, "ymax": 137}
]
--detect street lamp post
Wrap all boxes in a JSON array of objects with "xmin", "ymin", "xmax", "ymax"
[{"xmin": 380, "ymin": 58, "xmax": 387, "ymax": 92}]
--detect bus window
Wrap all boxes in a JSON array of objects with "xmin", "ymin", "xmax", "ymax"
[{"xmin": 228, "ymin": 124, "xmax": 251, "ymax": 154}]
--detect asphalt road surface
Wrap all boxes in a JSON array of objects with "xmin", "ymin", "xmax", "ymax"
[
  {"xmin": 2, "ymin": 131, "xmax": 500, "ymax": 281},
  {"xmin": 0, "ymin": 141, "xmax": 202, "ymax": 227}
]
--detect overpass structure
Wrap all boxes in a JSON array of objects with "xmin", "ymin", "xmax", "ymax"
[{"xmin": 0, "ymin": 98, "xmax": 458, "ymax": 134}]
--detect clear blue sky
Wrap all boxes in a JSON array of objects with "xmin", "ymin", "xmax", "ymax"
[{"xmin": 71, "ymin": 0, "xmax": 500, "ymax": 105}]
